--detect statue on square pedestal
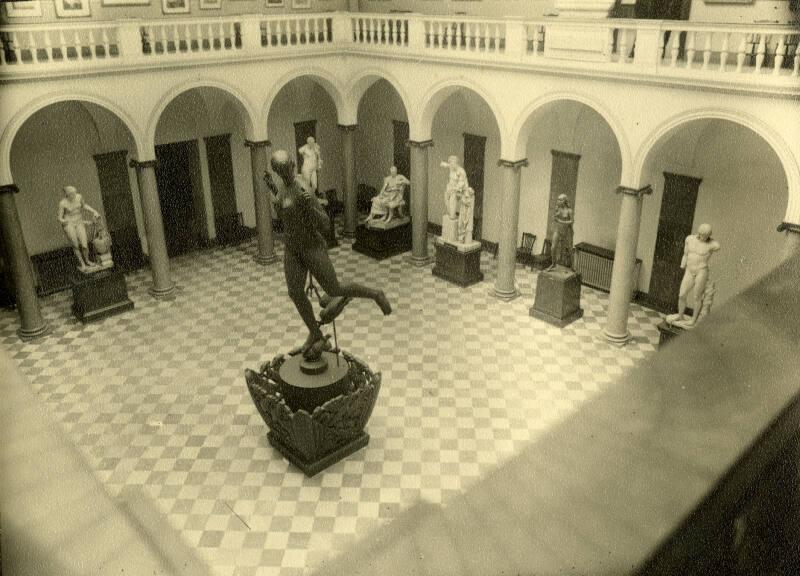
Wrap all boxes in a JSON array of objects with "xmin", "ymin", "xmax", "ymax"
[
  {"xmin": 439, "ymin": 155, "xmax": 477, "ymax": 246},
  {"xmin": 298, "ymin": 136, "xmax": 322, "ymax": 194},
  {"xmin": 366, "ymin": 166, "xmax": 410, "ymax": 228},
  {"xmin": 666, "ymin": 223, "xmax": 720, "ymax": 329},
  {"xmin": 58, "ymin": 185, "xmax": 102, "ymax": 273},
  {"xmin": 545, "ymin": 194, "xmax": 574, "ymax": 271}
]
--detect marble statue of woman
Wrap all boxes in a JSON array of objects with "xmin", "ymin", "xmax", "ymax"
[
  {"xmin": 367, "ymin": 166, "xmax": 410, "ymax": 226},
  {"xmin": 57, "ymin": 185, "xmax": 100, "ymax": 271}
]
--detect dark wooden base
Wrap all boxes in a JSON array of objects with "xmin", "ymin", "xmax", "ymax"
[
  {"xmin": 432, "ymin": 240, "xmax": 484, "ymax": 287},
  {"xmin": 530, "ymin": 268, "xmax": 583, "ymax": 327},
  {"xmin": 70, "ymin": 268, "xmax": 134, "ymax": 323},
  {"xmin": 657, "ymin": 321, "xmax": 683, "ymax": 347},
  {"xmin": 277, "ymin": 351, "xmax": 350, "ymax": 414},
  {"xmin": 352, "ymin": 222, "xmax": 412, "ymax": 260},
  {"xmin": 268, "ymin": 430, "xmax": 370, "ymax": 477}
]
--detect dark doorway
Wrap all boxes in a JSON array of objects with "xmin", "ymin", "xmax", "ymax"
[
  {"xmin": 93, "ymin": 150, "xmax": 145, "ymax": 271},
  {"xmin": 154, "ymin": 140, "xmax": 205, "ymax": 257},
  {"xmin": 647, "ymin": 172, "xmax": 701, "ymax": 313},
  {"xmin": 294, "ymin": 119, "xmax": 317, "ymax": 173},
  {"xmin": 393, "ymin": 120, "xmax": 410, "ymax": 178},
  {"xmin": 463, "ymin": 133, "xmax": 486, "ymax": 241},
  {"xmin": 204, "ymin": 134, "xmax": 241, "ymax": 245},
  {"xmin": 547, "ymin": 151, "xmax": 581, "ymax": 241}
]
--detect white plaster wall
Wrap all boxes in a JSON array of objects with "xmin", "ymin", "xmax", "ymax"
[
  {"xmin": 354, "ymin": 79, "xmax": 409, "ymax": 191},
  {"xmin": 356, "ymin": 0, "xmax": 556, "ymax": 17},
  {"xmin": 9, "ymin": 101, "xmax": 135, "ymax": 256},
  {"xmin": 638, "ymin": 120, "xmax": 788, "ymax": 306},
  {"xmin": 267, "ymin": 77, "xmax": 344, "ymax": 199}
]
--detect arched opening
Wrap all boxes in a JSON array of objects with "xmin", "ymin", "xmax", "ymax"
[
  {"xmin": 637, "ymin": 119, "xmax": 789, "ymax": 311},
  {"xmin": 153, "ymin": 86, "xmax": 255, "ymax": 255},
  {"xmin": 426, "ymin": 87, "xmax": 503, "ymax": 244},
  {"xmin": 354, "ymin": 78, "xmax": 410, "ymax": 215},
  {"xmin": 266, "ymin": 76, "xmax": 343, "ymax": 201},
  {"xmin": 9, "ymin": 100, "xmax": 143, "ymax": 294},
  {"xmin": 515, "ymin": 100, "xmax": 623, "ymax": 263}
]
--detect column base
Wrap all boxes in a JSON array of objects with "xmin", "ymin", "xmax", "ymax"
[
  {"xmin": 489, "ymin": 286, "xmax": 520, "ymax": 302},
  {"xmin": 254, "ymin": 253, "xmax": 280, "ymax": 266},
  {"xmin": 406, "ymin": 254, "xmax": 432, "ymax": 267},
  {"xmin": 601, "ymin": 329, "xmax": 633, "ymax": 347},
  {"xmin": 148, "ymin": 284, "xmax": 176, "ymax": 301},
  {"xmin": 17, "ymin": 323, "xmax": 51, "ymax": 341}
]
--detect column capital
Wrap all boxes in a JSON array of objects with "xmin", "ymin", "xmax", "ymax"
[
  {"xmin": 407, "ymin": 139, "xmax": 434, "ymax": 149},
  {"xmin": 616, "ymin": 184, "xmax": 653, "ymax": 197},
  {"xmin": 0, "ymin": 184, "xmax": 20, "ymax": 195},
  {"xmin": 777, "ymin": 222, "xmax": 800, "ymax": 234},
  {"xmin": 244, "ymin": 139, "xmax": 271, "ymax": 149},
  {"xmin": 498, "ymin": 158, "xmax": 529, "ymax": 169},
  {"xmin": 129, "ymin": 159, "xmax": 158, "ymax": 169},
  {"xmin": 337, "ymin": 124, "xmax": 358, "ymax": 132}
]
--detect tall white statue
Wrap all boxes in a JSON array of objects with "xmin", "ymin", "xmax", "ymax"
[
  {"xmin": 367, "ymin": 166, "xmax": 410, "ymax": 227},
  {"xmin": 439, "ymin": 155, "xmax": 471, "ymax": 244},
  {"xmin": 298, "ymin": 136, "xmax": 322, "ymax": 193},
  {"xmin": 667, "ymin": 223, "xmax": 720, "ymax": 328},
  {"xmin": 58, "ymin": 185, "xmax": 101, "ymax": 272}
]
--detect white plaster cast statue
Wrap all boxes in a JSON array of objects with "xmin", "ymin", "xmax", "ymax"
[
  {"xmin": 667, "ymin": 223, "xmax": 720, "ymax": 328},
  {"xmin": 458, "ymin": 187, "xmax": 475, "ymax": 244},
  {"xmin": 58, "ymin": 185, "xmax": 101, "ymax": 272},
  {"xmin": 298, "ymin": 136, "xmax": 322, "ymax": 193},
  {"xmin": 441, "ymin": 155, "xmax": 469, "ymax": 220},
  {"xmin": 367, "ymin": 166, "xmax": 410, "ymax": 226}
]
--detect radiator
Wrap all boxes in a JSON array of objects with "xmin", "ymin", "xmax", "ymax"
[{"xmin": 573, "ymin": 242, "xmax": 641, "ymax": 300}]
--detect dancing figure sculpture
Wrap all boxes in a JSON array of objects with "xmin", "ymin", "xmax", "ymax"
[
  {"xmin": 58, "ymin": 185, "xmax": 101, "ymax": 272},
  {"xmin": 269, "ymin": 150, "xmax": 391, "ymax": 361}
]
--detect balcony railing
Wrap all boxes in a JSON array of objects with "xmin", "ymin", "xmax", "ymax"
[{"xmin": 1, "ymin": 12, "xmax": 798, "ymax": 88}]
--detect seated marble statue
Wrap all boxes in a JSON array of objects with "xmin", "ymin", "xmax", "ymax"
[
  {"xmin": 57, "ymin": 185, "xmax": 101, "ymax": 272},
  {"xmin": 545, "ymin": 194, "xmax": 574, "ymax": 271},
  {"xmin": 367, "ymin": 166, "xmax": 410, "ymax": 226},
  {"xmin": 666, "ymin": 223, "xmax": 720, "ymax": 328}
]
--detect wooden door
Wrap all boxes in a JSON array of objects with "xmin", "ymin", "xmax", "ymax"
[
  {"xmin": 93, "ymin": 150, "xmax": 145, "ymax": 271},
  {"xmin": 154, "ymin": 141, "xmax": 202, "ymax": 257},
  {"xmin": 393, "ymin": 120, "xmax": 410, "ymax": 177},
  {"xmin": 463, "ymin": 133, "xmax": 486, "ymax": 241},
  {"xmin": 294, "ymin": 120, "xmax": 317, "ymax": 173},
  {"xmin": 205, "ymin": 134, "xmax": 239, "ymax": 245},
  {"xmin": 547, "ymin": 151, "xmax": 581, "ymax": 241},
  {"xmin": 648, "ymin": 172, "xmax": 701, "ymax": 313}
]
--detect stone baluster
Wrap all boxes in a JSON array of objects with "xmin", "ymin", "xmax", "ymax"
[
  {"xmin": 773, "ymin": 34, "xmax": 786, "ymax": 74},
  {"xmin": 793, "ymin": 43, "xmax": 800, "ymax": 76},
  {"xmin": 685, "ymin": 31, "xmax": 696, "ymax": 68},
  {"xmin": 719, "ymin": 32, "xmax": 730, "ymax": 71},
  {"xmin": 702, "ymin": 32, "xmax": 712, "ymax": 69},
  {"xmin": 755, "ymin": 34, "xmax": 766, "ymax": 73},
  {"xmin": 670, "ymin": 28, "xmax": 680, "ymax": 67},
  {"xmin": 736, "ymin": 34, "xmax": 748, "ymax": 72}
]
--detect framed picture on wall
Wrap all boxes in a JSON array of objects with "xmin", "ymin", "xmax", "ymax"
[
  {"xmin": 292, "ymin": 0, "xmax": 311, "ymax": 9},
  {"xmin": 5, "ymin": 1, "xmax": 43, "ymax": 18},
  {"xmin": 102, "ymin": 0, "xmax": 151, "ymax": 5},
  {"xmin": 162, "ymin": 0, "xmax": 190, "ymax": 14},
  {"xmin": 266, "ymin": 0, "xmax": 285, "ymax": 6},
  {"xmin": 55, "ymin": 0, "xmax": 92, "ymax": 18},
  {"xmin": 200, "ymin": 0, "xmax": 222, "ymax": 8}
]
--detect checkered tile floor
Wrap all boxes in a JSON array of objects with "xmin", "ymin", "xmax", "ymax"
[{"xmin": 0, "ymin": 231, "xmax": 662, "ymax": 576}]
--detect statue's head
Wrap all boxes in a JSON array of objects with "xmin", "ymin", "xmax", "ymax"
[
  {"xmin": 63, "ymin": 185, "xmax": 77, "ymax": 199},
  {"xmin": 557, "ymin": 194, "xmax": 569, "ymax": 207},
  {"xmin": 697, "ymin": 223, "xmax": 712, "ymax": 241},
  {"xmin": 270, "ymin": 150, "xmax": 296, "ymax": 186},
  {"xmin": 306, "ymin": 136, "xmax": 316, "ymax": 146},
  {"xmin": 448, "ymin": 155, "xmax": 459, "ymax": 168},
  {"xmin": 389, "ymin": 166, "xmax": 397, "ymax": 176}
]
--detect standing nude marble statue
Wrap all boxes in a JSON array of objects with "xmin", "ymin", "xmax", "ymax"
[
  {"xmin": 546, "ymin": 194, "xmax": 574, "ymax": 271},
  {"xmin": 367, "ymin": 166, "xmax": 410, "ymax": 226},
  {"xmin": 269, "ymin": 150, "xmax": 391, "ymax": 361},
  {"xmin": 667, "ymin": 223, "xmax": 720, "ymax": 328},
  {"xmin": 58, "ymin": 185, "xmax": 100, "ymax": 272},
  {"xmin": 298, "ymin": 136, "xmax": 322, "ymax": 194}
]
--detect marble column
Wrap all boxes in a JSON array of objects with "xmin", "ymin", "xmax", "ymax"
[
  {"xmin": 245, "ymin": 139, "xmax": 279, "ymax": 265},
  {"xmin": 407, "ymin": 139, "xmax": 434, "ymax": 266},
  {"xmin": 129, "ymin": 159, "xmax": 175, "ymax": 300},
  {"xmin": 491, "ymin": 159, "xmax": 528, "ymax": 301},
  {"xmin": 0, "ymin": 184, "xmax": 50, "ymax": 340},
  {"xmin": 339, "ymin": 124, "xmax": 358, "ymax": 239},
  {"xmin": 778, "ymin": 222, "xmax": 800, "ymax": 261},
  {"xmin": 603, "ymin": 185, "xmax": 652, "ymax": 345}
]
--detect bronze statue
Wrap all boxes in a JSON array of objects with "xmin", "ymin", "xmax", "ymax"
[
  {"xmin": 546, "ymin": 194, "xmax": 574, "ymax": 271},
  {"xmin": 269, "ymin": 150, "xmax": 391, "ymax": 361}
]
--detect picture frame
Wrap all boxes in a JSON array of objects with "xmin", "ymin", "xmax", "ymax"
[
  {"xmin": 55, "ymin": 0, "xmax": 92, "ymax": 18},
  {"xmin": 162, "ymin": 0, "xmax": 190, "ymax": 14},
  {"xmin": 200, "ymin": 0, "xmax": 222, "ymax": 8},
  {"xmin": 266, "ymin": 0, "xmax": 285, "ymax": 6},
  {"xmin": 292, "ymin": 0, "xmax": 311, "ymax": 9},
  {"xmin": 102, "ymin": 0, "xmax": 151, "ymax": 5},
  {"xmin": 4, "ymin": 1, "xmax": 43, "ymax": 18}
]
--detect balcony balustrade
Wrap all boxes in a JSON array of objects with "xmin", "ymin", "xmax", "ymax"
[{"xmin": 0, "ymin": 12, "xmax": 797, "ymax": 90}]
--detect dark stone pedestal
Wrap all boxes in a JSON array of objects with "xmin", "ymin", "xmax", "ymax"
[
  {"xmin": 657, "ymin": 321, "xmax": 683, "ymax": 347},
  {"xmin": 246, "ymin": 351, "xmax": 381, "ymax": 477},
  {"xmin": 70, "ymin": 268, "xmax": 134, "ymax": 323},
  {"xmin": 530, "ymin": 267, "xmax": 583, "ymax": 327},
  {"xmin": 352, "ymin": 220, "xmax": 412, "ymax": 260},
  {"xmin": 432, "ymin": 239, "xmax": 484, "ymax": 287}
]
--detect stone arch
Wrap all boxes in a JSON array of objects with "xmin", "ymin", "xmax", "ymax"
[
  {"xmin": 0, "ymin": 92, "xmax": 144, "ymax": 185},
  {"xmin": 509, "ymin": 91, "xmax": 631, "ymax": 181},
  {"xmin": 345, "ymin": 68, "xmax": 412, "ymax": 125},
  {"xmin": 634, "ymin": 108, "xmax": 800, "ymax": 224},
  {"xmin": 261, "ymin": 67, "xmax": 347, "ymax": 130}
]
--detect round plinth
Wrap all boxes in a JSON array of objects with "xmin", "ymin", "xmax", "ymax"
[{"xmin": 278, "ymin": 351, "xmax": 350, "ymax": 413}]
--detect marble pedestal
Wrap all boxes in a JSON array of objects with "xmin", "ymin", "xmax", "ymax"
[
  {"xmin": 432, "ymin": 238, "xmax": 483, "ymax": 287},
  {"xmin": 70, "ymin": 267, "xmax": 134, "ymax": 323},
  {"xmin": 352, "ymin": 218, "xmax": 411, "ymax": 260},
  {"xmin": 245, "ymin": 351, "xmax": 381, "ymax": 477},
  {"xmin": 530, "ymin": 267, "xmax": 583, "ymax": 327}
]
